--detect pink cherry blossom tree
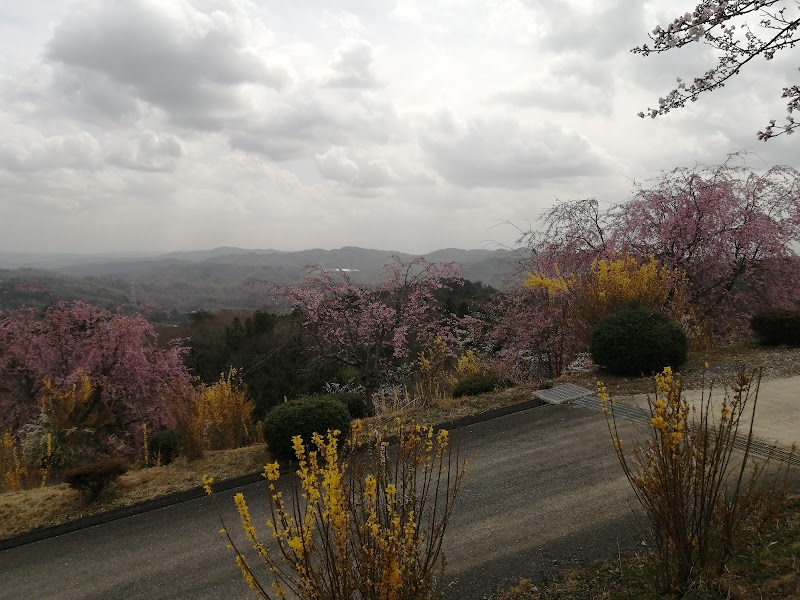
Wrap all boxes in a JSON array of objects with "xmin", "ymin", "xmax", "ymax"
[
  {"xmin": 266, "ymin": 256, "xmax": 462, "ymax": 388},
  {"xmin": 484, "ymin": 286, "xmax": 575, "ymax": 381},
  {"xmin": 0, "ymin": 301, "xmax": 192, "ymax": 455},
  {"xmin": 633, "ymin": 0, "xmax": 799, "ymax": 140},
  {"xmin": 617, "ymin": 159, "xmax": 800, "ymax": 327},
  {"xmin": 523, "ymin": 156, "xmax": 800, "ymax": 340}
]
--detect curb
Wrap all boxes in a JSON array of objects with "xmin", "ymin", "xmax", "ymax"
[{"xmin": 0, "ymin": 395, "xmax": 548, "ymax": 552}]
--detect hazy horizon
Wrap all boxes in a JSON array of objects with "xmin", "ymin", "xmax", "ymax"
[
  {"xmin": 2, "ymin": 1, "xmax": 798, "ymax": 255},
  {"xmin": 0, "ymin": 243, "xmax": 521, "ymax": 259}
]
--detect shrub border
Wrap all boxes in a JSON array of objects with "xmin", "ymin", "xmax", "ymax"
[{"xmin": 0, "ymin": 396, "xmax": 546, "ymax": 552}]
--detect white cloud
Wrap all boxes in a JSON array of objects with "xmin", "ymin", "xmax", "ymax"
[
  {"xmin": 0, "ymin": 126, "xmax": 101, "ymax": 172},
  {"xmin": 326, "ymin": 39, "xmax": 381, "ymax": 89},
  {"xmin": 492, "ymin": 55, "xmax": 615, "ymax": 114},
  {"xmin": 0, "ymin": 0, "xmax": 797, "ymax": 255},
  {"xmin": 106, "ymin": 132, "xmax": 183, "ymax": 172},
  {"xmin": 420, "ymin": 111, "xmax": 611, "ymax": 188},
  {"xmin": 314, "ymin": 145, "xmax": 430, "ymax": 188}
]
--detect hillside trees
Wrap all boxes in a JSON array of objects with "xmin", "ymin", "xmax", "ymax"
[
  {"xmin": 267, "ymin": 257, "xmax": 463, "ymax": 389},
  {"xmin": 0, "ymin": 301, "xmax": 192, "ymax": 456},
  {"xmin": 633, "ymin": 0, "xmax": 800, "ymax": 140},
  {"xmin": 174, "ymin": 309, "xmax": 340, "ymax": 417}
]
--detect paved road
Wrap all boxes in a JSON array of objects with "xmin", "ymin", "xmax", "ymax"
[{"xmin": 0, "ymin": 404, "xmax": 656, "ymax": 599}]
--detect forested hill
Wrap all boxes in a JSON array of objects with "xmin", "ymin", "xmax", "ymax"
[{"xmin": 0, "ymin": 246, "xmax": 523, "ymax": 315}]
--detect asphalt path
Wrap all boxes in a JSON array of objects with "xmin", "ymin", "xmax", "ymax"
[{"xmin": 1, "ymin": 404, "xmax": 652, "ymax": 600}]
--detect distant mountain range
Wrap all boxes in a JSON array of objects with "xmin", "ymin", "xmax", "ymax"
[{"xmin": 0, "ymin": 246, "xmax": 528, "ymax": 314}]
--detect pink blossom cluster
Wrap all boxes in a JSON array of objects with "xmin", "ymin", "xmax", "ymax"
[
  {"xmin": 633, "ymin": 0, "xmax": 799, "ymax": 139},
  {"xmin": 266, "ymin": 257, "xmax": 462, "ymax": 387},
  {"xmin": 0, "ymin": 301, "xmax": 192, "ymax": 452}
]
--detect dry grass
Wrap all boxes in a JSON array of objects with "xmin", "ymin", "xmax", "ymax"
[
  {"xmin": 3, "ymin": 345, "xmax": 797, "ymax": 543},
  {"xmin": 365, "ymin": 345, "xmax": 800, "ymax": 433},
  {"xmin": 0, "ymin": 444, "xmax": 268, "ymax": 540}
]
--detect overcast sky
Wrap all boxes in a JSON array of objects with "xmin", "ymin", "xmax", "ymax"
[{"xmin": 0, "ymin": 0, "xmax": 797, "ymax": 254}]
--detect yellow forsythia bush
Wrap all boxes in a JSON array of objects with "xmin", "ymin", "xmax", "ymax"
[
  {"xmin": 599, "ymin": 367, "xmax": 789, "ymax": 593},
  {"xmin": 205, "ymin": 420, "xmax": 466, "ymax": 599},
  {"xmin": 191, "ymin": 368, "xmax": 255, "ymax": 453},
  {"xmin": 527, "ymin": 254, "xmax": 695, "ymax": 346}
]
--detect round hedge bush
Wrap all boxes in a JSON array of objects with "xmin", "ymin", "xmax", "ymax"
[
  {"xmin": 299, "ymin": 392, "xmax": 371, "ymax": 419},
  {"xmin": 750, "ymin": 309, "xmax": 800, "ymax": 346},
  {"xmin": 331, "ymin": 391, "xmax": 372, "ymax": 419},
  {"xmin": 263, "ymin": 396, "xmax": 351, "ymax": 461},
  {"xmin": 590, "ymin": 304, "xmax": 688, "ymax": 376}
]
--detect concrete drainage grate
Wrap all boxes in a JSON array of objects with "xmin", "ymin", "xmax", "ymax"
[{"xmin": 533, "ymin": 383, "xmax": 594, "ymax": 404}]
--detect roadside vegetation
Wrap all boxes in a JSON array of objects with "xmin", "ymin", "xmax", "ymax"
[
  {"xmin": 491, "ymin": 497, "xmax": 800, "ymax": 600},
  {"xmin": 2, "ymin": 156, "xmax": 800, "ymax": 596}
]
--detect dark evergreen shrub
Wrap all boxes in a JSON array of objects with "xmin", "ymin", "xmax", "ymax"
[
  {"xmin": 62, "ymin": 458, "xmax": 128, "ymax": 501},
  {"xmin": 751, "ymin": 310, "xmax": 800, "ymax": 346},
  {"xmin": 590, "ymin": 304, "xmax": 688, "ymax": 376},
  {"xmin": 148, "ymin": 430, "xmax": 179, "ymax": 464},
  {"xmin": 263, "ymin": 396, "xmax": 351, "ymax": 461},
  {"xmin": 287, "ymin": 392, "xmax": 371, "ymax": 419},
  {"xmin": 328, "ymin": 392, "xmax": 371, "ymax": 419},
  {"xmin": 452, "ymin": 372, "xmax": 514, "ymax": 398}
]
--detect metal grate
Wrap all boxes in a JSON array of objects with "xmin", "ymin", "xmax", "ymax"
[
  {"xmin": 572, "ymin": 394, "xmax": 800, "ymax": 468},
  {"xmin": 533, "ymin": 383, "xmax": 594, "ymax": 404}
]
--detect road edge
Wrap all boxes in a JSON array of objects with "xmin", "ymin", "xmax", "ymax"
[{"xmin": 0, "ymin": 396, "xmax": 547, "ymax": 551}]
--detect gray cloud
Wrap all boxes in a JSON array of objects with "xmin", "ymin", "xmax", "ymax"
[
  {"xmin": 326, "ymin": 39, "xmax": 380, "ymax": 88},
  {"xmin": 314, "ymin": 145, "xmax": 430, "ymax": 188},
  {"xmin": 107, "ymin": 132, "xmax": 183, "ymax": 172},
  {"xmin": 45, "ymin": 0, "xmax": 291, "ymax": 128},
  {"xmin": 49, "ymin": 67, "xmax": 145, "ymax": 123},
  {"xmin": 229, "ymin": 91, "xmax": 399, "ymax": 161},
  {"xmin": 0, "ymin": 0, "xmax": 796, "ymax": 256},
  {"xmin": 420, "ymin": 111, "xmax": 610, "ymax": 188},
  {"xmin": 492, "ymin": 56, "xmax": 614, "ymax": 114},
  {"xmin": 523, "ymin": 0, "xmax": 648, "ymax": 58},
  {"xmin": 0, "ymin": 130, "xmax": 101, "ymax": 172}
]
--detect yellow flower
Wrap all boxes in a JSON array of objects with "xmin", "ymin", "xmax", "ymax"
[
  {"xmin": 350, "ymin": 418, "xmax": 363, "ymax": 441},
  {"xmin": 202, "ymin": 474, "xmax": 214, "ymax": 495},
  {"xmin": 292, "ymin": 435, "xmax": 305, "ymax": 460},
  {"xmin": 235, "ymin": 555, "xmax": 257, "ymax": 591},
  {"xmin": 436, "ymin": 428, "xmax": 449, "ymax": 448},
  {"xmin": 385, "ymin": 483, "xmax": 397, "ymax": 502},
  {"xmin": 651, "ymin": 416, "xmax": 667, "ymax": 431},
  {"xmin": 364, "ymin": 474, "xmax": 377, "ymax": 504},
  {"xmin": 263, "ymin": 461, "xmax": 280, "ymax": 481},
  {"xmin": 234, "ymin": 493, "xmax": 257, "ymax": 542},
  {"xmin": 287, "ymin": 535, "xmax": 304, "ymax": 556}
]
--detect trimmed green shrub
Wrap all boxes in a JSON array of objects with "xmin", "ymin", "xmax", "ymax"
[
  {"xmin": 148, "ymin": 430, "xmax": 178, "ymax": 464},
  {"xmin": 452, "ymin": 372, "xmax": 514, "ymax": 398},
  {"xmin": 329, "ymin": 392, "xmax": 371, "ymax": 419},
  {"xmin": 263, "ymin": 396, "xmax": 351, "ymax": 461},
  {"xmin": 590, "ymin": 304, "xmax": 688, "ymax": 376},
  {"xmin": 297, "ymin": 392, "xmax": 371, "ymax": 419},
  {"xmin": 62, "ymin": 458, "xmax": 128, "ymax": 501},
  {"xmin": 751, "ymin": 310, "xmax": 800, "ymax": 346}
]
